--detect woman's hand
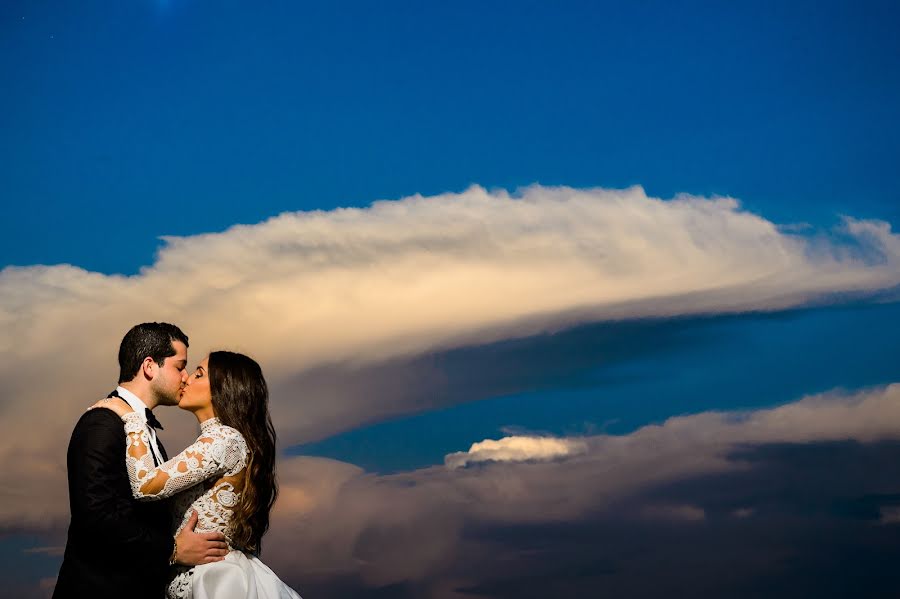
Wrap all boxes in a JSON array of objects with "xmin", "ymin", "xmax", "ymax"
[{"xmin": 88, "ymin": 396, "xmax": 134, "ymax": 418}]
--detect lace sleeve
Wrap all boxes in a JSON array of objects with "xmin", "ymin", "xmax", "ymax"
[{"xmin": 123, "ymin": 413, "xmax": 231, "ymax": 501}]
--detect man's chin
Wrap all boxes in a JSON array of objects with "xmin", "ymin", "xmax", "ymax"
[{"xmin": 158, "ymin": 394, "xmax": 182, "ymax": 407}]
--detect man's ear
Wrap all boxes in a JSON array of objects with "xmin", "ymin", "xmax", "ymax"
[{"xmin": 142, "ymin": 357, "xmax": 157, "ymax": 381}]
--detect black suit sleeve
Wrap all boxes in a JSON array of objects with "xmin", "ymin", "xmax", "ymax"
[{"xmin": 67, "ymin": 409, "xmax": 173, "ymax": 563}]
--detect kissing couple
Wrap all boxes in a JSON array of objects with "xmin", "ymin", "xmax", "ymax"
[{"xmin": 53, "ymin": 322, "xmax": 302, "ymax": 599}]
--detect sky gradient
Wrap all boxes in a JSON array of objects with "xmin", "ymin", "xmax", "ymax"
[
  {"xmin": 3, "ymin": 0, "xmax": 900, "ymax": 274},
  {"xmin": 2, "ymin": 2, "xmax": 899, "ymax": 598}
]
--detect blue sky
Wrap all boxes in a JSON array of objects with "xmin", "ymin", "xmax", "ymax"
[
  {"xmin": 292, "ymin": 300, "xmax": 900, "ymax": 472},
  {"xmin": 2, "ymin": 2, "xmax": 899, "ymax": 598},
  {"xmin": 2, "ymin": 0, "xmax": 899, "ymax": 274}
]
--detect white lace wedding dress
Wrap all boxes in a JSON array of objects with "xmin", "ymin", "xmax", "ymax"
[{"xmin": 123, "ymin": 414, "xmax": 302, "ymax": 599}]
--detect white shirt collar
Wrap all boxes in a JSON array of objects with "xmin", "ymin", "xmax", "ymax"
[
  {"xmin": 116, "ymin": 386, "xmax": 150, "ymax": 420},
  {"xmin": 116, "ymin": 386, "xmax": 165, "ymax": 466}
]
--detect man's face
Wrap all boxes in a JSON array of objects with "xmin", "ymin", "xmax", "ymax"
[{"xmin": 151, "ymin": 340, "xmax": 189, "ymax": 407}]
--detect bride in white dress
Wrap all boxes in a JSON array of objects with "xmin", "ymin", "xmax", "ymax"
[{"xmin": 100, "ymin": 350, "xmax": 302, "ymax": 599}]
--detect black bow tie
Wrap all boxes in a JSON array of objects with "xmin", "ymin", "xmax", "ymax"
[
  {"xmin": 107, "ymin": 390, "xmax": 164, "ymax": 430},
  {"xmin": 145, "ymin": 408, "xmax": 164, "ymax": 430}
]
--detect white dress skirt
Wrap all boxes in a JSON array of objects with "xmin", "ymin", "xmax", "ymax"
[{"xmin": 192, "ymin": 551, "xmax": 302, "ymax": 599}]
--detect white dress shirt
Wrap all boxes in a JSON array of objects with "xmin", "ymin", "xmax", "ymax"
[{"xmin": 116, "ymin": 386, "xmax": 165, "ymax": 466}]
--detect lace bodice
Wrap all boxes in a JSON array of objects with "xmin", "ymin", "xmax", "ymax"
[
  {"xmin": 123, "ymin": 414, "xmax": 248, "ymax": 541},
  {"xmin": 124, "ymin": 414, "xmax": 250, "ymax": 598}
]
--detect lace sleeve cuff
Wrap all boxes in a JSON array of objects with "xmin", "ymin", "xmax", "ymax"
[{"xmin": 123, "ymin": 412, "xmax": 145, "ymax": 433}]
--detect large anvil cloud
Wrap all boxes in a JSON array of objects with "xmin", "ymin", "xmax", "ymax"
[{"xmin": 1, "ymin": 184, "xmax": 898, "ymax": 530}]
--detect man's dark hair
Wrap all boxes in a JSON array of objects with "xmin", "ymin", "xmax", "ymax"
[{"xmin": 118, "ymin": 322, "xmax": 189, "ymax": 384}]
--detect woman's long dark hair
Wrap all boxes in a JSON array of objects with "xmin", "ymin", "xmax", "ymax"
[{"xmin": 208, "ymin": 350, "xmax": 278, "ymax": 554}]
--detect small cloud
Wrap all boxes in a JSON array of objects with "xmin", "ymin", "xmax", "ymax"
[
  {"xmin": 498, "ymin": 425, "xmax": 546, "ymax": 436},
  {"xmin": 879, "ymin": 506, "xmax": 900, "ymax": 525},
  {"xmin": 731, "ymin": 507, "xmax": 755, "ymax": 519},
  {"xmin": 445, "ymin": 436, "xmax": 588, "ymax": 469},
  {"xmin": 777, "ymin": 222, "xmax": 813, "ymax": 233},
  {"xmin": 639, "ymin": 504, "xmax": 706, "ymax": 522}
]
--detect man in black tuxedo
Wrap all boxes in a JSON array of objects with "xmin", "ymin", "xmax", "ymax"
[{"xmin": 53, "ymin": 322, "xmax": 228, "ymax": 599}]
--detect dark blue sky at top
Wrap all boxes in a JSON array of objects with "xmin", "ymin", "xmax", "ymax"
[{"xmin": 2, "ymin": 0, "xmax": 899, "ymax": 274}]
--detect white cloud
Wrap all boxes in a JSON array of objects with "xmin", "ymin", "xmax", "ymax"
[
  {"xmin": 1, "ymin": 184, "xmax": 899, "ymax": 529},
  {"xmin": 260, "ymin": 384, "xmax": 900, "ymax": 590},
  {"xmin": 444, "ymin": 435, "xmax": 588, "ymax": 469}
]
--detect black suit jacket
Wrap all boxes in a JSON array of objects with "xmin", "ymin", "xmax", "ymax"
[{"xmin": 53, "ymin": 408, "xmax": 174, "ymax": 599}]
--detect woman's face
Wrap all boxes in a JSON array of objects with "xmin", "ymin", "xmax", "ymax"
[{"xmin": 179, "ymin": 356, "xmax": 213, "ymax": 414}]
